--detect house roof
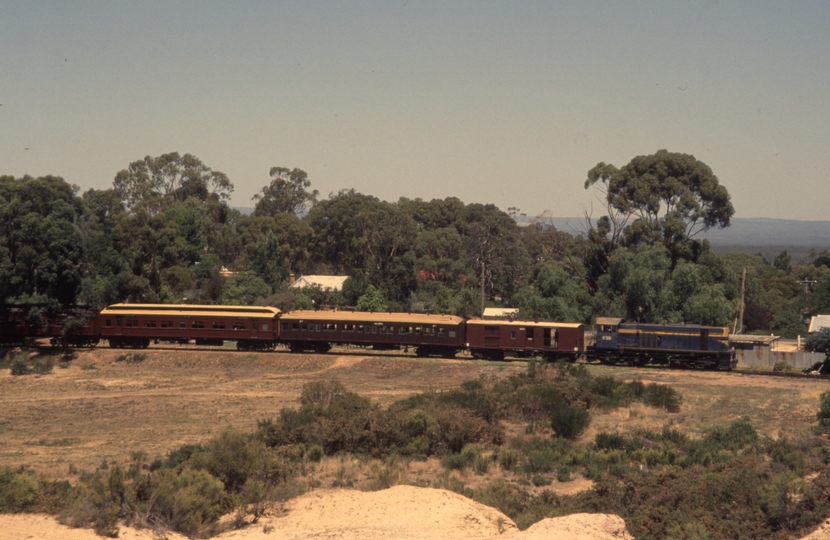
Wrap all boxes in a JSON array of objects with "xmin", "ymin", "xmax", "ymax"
[
  {"xmin": 482, "ymin": 307, "xmax": 519, "ymax": 319},
  {"xmin": 809, "ymin": 315, "xmax": 830, "ymax": 333},
  {"xmin": 289, "ymin": 275, "xmax": 349, "ymax": 291}
]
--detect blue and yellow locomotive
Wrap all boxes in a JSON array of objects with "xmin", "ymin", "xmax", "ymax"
[{"xmin": 588, "ymin": 317, "xmax": 736, "ymax": 370}]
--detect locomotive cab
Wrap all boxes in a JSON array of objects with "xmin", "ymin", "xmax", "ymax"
[{"xmin": 594, "ymin": 317, "xmax": 623, "ymax": 351}]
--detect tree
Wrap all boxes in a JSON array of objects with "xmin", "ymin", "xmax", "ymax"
[
  {"xmin": 113, "ymin": 153, "xmax": 233, "ymax": 213},
  {"xmin": 462, "ymin": 204, "xmax": 529, "ymax": 312},
  {"xmin": 0, "ymin": 175, "xmax": 85, "ymax": 306},
  {"xmin": 584, "ymin": 150, "xmax": 734, "ymax": 264},
  {"xmin": 220, "ymin": 273, "xmax": 271, "ymax": 305},
  {"xmin": 252, "ymin": 167, "xmax": 318, "ymax": 217},
  {"xmin": 356, "ymin": 285, "xmax": 388, "ymax": 312}
]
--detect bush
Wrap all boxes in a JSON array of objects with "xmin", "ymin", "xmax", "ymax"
[
  {"xmin": 550, "ymin": 404, "xmax": 590, "ymax": 440},
  {"xmin": 115, "ymin": 353, "xmax": 146, "ymax": 364},
  {"xmin": 531, "ymin": 474, "xmax": 551, "ymax": 486},
  {"xmin": 10, "ymin": 359, "xmax": 31, "ymax": 376},
  {"xmin": 0, "ymin": 467, "xmax": 39, "ymax": 512},
  {"xmin": 642, "ymin": 384, "xmax": 682, "ymax": 413},
  {"xmin": 145, "ymin": 469, "xmax": 229, "ymax": 536},
  {"xmin": 595, "ymin": 432, "xmax": 627, "ymax": 451},
  {"xmin": 497, "ymin": 447, "xmax": 520, "ymax": 471},
  {"xmin": 773, "ymin": 361, "xmax": 792, "ymax": 372},
  {"xmin": 817, "ymin": 391, "xmax": 830, "ymax": 432}
]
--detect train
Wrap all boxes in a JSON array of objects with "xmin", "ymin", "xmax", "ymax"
[{"xmin": 0, "ymin": 303, "xmax": 737, "ymax": 369}]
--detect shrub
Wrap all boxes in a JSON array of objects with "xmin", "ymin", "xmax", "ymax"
[
  {"xmin": 497, "ymin": 447, "xmax": 520, "ymax": 471},
  {"xmin": 642, "ymin": 384, "xmax": 682, "ymax": 413},
  {"xmin": 190, "ymin": 430, "xmax": 285, "ymax": 493},
  {"xmin": 817, "ymin": 391, "xmax": 830, "ymax": 433},
  {"xmin": 773, "ymin": 361, "xmax": 792, "ymax": 372},
  {"xmin": 550, "ymin": 404, "xmax": 590, "ymax": 440},
  {"xmin": 31, "ymin": 357, "xmax": 54, "ymax": 374},
  {"xmin": 306, "ymin": 444, "xmax": 324, "ymax": 463},
  {"xmin": 531, "ymin": 474, "xmax": 551, "ymax": 486},
  {"xmin": 10, "ymin": 359, "xmax": 31, "ymax": 376},
  {"xmin": 434, "ymin": 406, "xmax": 489, "ymax": 453},
  {"xmin": 0, "ymin": 467, "xmax": 39, "ymax": 512},
  {"xmin": 115, "ymin": 353, "xmax": 146, "ymax": 364},
  {"xmin": 145, "ymin": 469, "xmax": 229, "ymax": 536},
  {"xmin": 595, "ymin": 432, "xmax": 627, "ymax": 451}
]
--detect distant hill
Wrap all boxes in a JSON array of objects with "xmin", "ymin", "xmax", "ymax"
[
  {"xmin": 533, "ymin": 217, "xmax": 830, "ymax": 258},
  {"xmin": 233, "ymin": 206, "xmax": 829, "ymax": 256}
]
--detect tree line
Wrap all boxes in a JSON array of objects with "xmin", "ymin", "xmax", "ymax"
[{"xmin": 2, "ymin": 149, "xmax": 829, "ymax": 337}]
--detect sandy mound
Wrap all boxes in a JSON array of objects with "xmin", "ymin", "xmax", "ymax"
[{"xmin": 2, "ymin": 485, "xmax": 634, "ymax": 540}]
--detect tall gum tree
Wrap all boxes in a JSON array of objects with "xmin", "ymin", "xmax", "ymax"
[{"xmin": 585, "ymin": 150, "xmax": 734, "ymax": 267}]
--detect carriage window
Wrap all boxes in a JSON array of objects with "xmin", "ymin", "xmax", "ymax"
[
  {"xmin": 117, "ymin": 319, "xmax": 122, "ymax": 327},
  {"xmin": 292, "ymin": 323, "xmax": 299, "ymax": 331},
  {"xmin": 192, "ymin": 321, "xmax": 205, "ymax": 329},
  {"xmin": 510, "ymin": 331, "xmax": 516, "ymax": 339},
  {"xmin": 212, "ymin": 321, "xmax": 225, "ymax": 329},
  {"xmin": 315, "ymin": 324, "xmax": 321, "ymax": 331},
  {"xmin": 252, "ymin": 322, "xmax": 258, "ymax": 330},
  {"xmin": 262, "ymin": 324, "xmax": 268, "ymax": 330},
  {"xmin": 415, "ymin": 326, "xmax": 422, "ymax": 334},
  {"xmin": 438, "ymin": 328, "xmax": 445, "ymax": 337},
  {"xmin": 105, "ymin": 319, "xmax": 112, "ymax": 327},
  {"xmin": 449, "ymin": 330, "xmax": 456, "ymax": 338},
  {"xmin": 160, "ymin": 320, "xmax": 173, "ymax": 328},
  {"xmin": 282, "ymin": 323, "xmax": 289, "ymax": 331},
  {"xmin": 233, "ymin": 322, "xmax": 246, "ymax": 330},
  {"xmin": 180, "ymin": 321, "xmax": 186, "ymax": 328},
  {"xmin": 144, "ymin": 320, "xmax": 156, "ymax": 328},
  {"xmin": 125, "ymin": 319, "xmax": 138, "ymax": 327},
  {"xmin": 301, "ymin": 323, "xmax": 308, "ymax": 331},
  {"xmin": 358, "ymin": 325, "xmax": 364, "ymax": 332},
  {"xmin": 372, "ymin": 325, "xmax": 378, "ymax": 333}
]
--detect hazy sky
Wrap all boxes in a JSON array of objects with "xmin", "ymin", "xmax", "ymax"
[{"xmin": 2, "ymin": 1, "xmax": 829, "ymax": 220}]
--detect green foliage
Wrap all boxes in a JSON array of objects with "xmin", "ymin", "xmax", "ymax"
[
  {"xmin": 550, "ymin": 404, "xmax": 590, "ymax": 440},
  {"xmin": 10, "ymin": 359, "xmax": 31, "ymax": 376},
  {"xmin": 143, "ymin": 468, "xmax": 229, "ymax": 536},
  {"xmin": 356, "ymin": 284, "xmax": 388, "ymax": 312},
  {"xmin": 642, "ymin": 384, "xmax": 683, "ymax": 413},
  {"xmin": 816, "ymin": 391, "xmax": 830, "ymax": 433},
  {"xmin": 0, "ymin": 467, "xmax": 39, "ymax": 513},
  {"xmin": 220, "ymin": 272, "xmax": 272, "ymax": 306},
  {"xmin": 9, "ymin": 356, "xmax": 54, "ymax": 376},
  {"xmin": 115, "ymin": 353, "xmax": 145, "ymax": 364},
  {"xmin": 805, "ymin": 329, "xmax": 830, "ymax": 354},
  {"xmin": 252, "ymin": 167, "xmax": 318, "ymax": 217}
]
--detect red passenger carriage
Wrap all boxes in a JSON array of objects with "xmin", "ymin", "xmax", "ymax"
[
  {"xmin": 465, "ymin": 319, "xmax": 585, "ymax": 361},
  {"xmin": 279, "ymin": 310, "xmax": 465, "ymax": 357},
  {"xmin": 98, "ymin": 304, "xmax": 281, "ymax": 350}
]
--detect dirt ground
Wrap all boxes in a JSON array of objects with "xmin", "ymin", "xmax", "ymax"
[
  {"xmin": 3, "ymin": 345, "xmax": 830, "ymax": 539},
  {"xmin": 1, "ymin": 345, "xmax": 828, "ymax": 478}
]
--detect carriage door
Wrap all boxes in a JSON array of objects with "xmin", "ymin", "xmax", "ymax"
[
  {"xmin": 700, "ymin": 330, "xmax": 709, "ymax": 351},
  {"xmin": 543, "ymin": 328, "xmax": 551, "ymax": 348},
  {"xmin": 484, "ymin": 326, "xmax": 500, "ymax": 347},
  {"xmin": 525, "ymin": 327, "xmax": 535, "ymax": 349}
]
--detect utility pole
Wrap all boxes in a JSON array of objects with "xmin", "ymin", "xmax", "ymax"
[
  {"xmin": 480, "ymin": 261, "xmax": 485, "ymax": 317},
  {"xmin": 736, "ymin": 267, "xmax": 746, "ymax": 334}
]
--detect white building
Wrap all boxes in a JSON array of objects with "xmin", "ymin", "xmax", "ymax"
[
  {"xmin": 809, "ymin": 315, "xmax": 830, "ymax": 333},
  {"xmin": 289, "ymin": 275, "xmax": 349, "ymax": 292}
]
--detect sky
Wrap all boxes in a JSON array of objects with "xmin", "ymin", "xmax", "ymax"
[{"xmin": 1, "ymin": 1, "xmax": 829, "ymax": 221}]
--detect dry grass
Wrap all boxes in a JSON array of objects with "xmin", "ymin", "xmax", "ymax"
[{"xmin": 1, "ymin": 346, "xmax": 826, "ymax": 485}]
